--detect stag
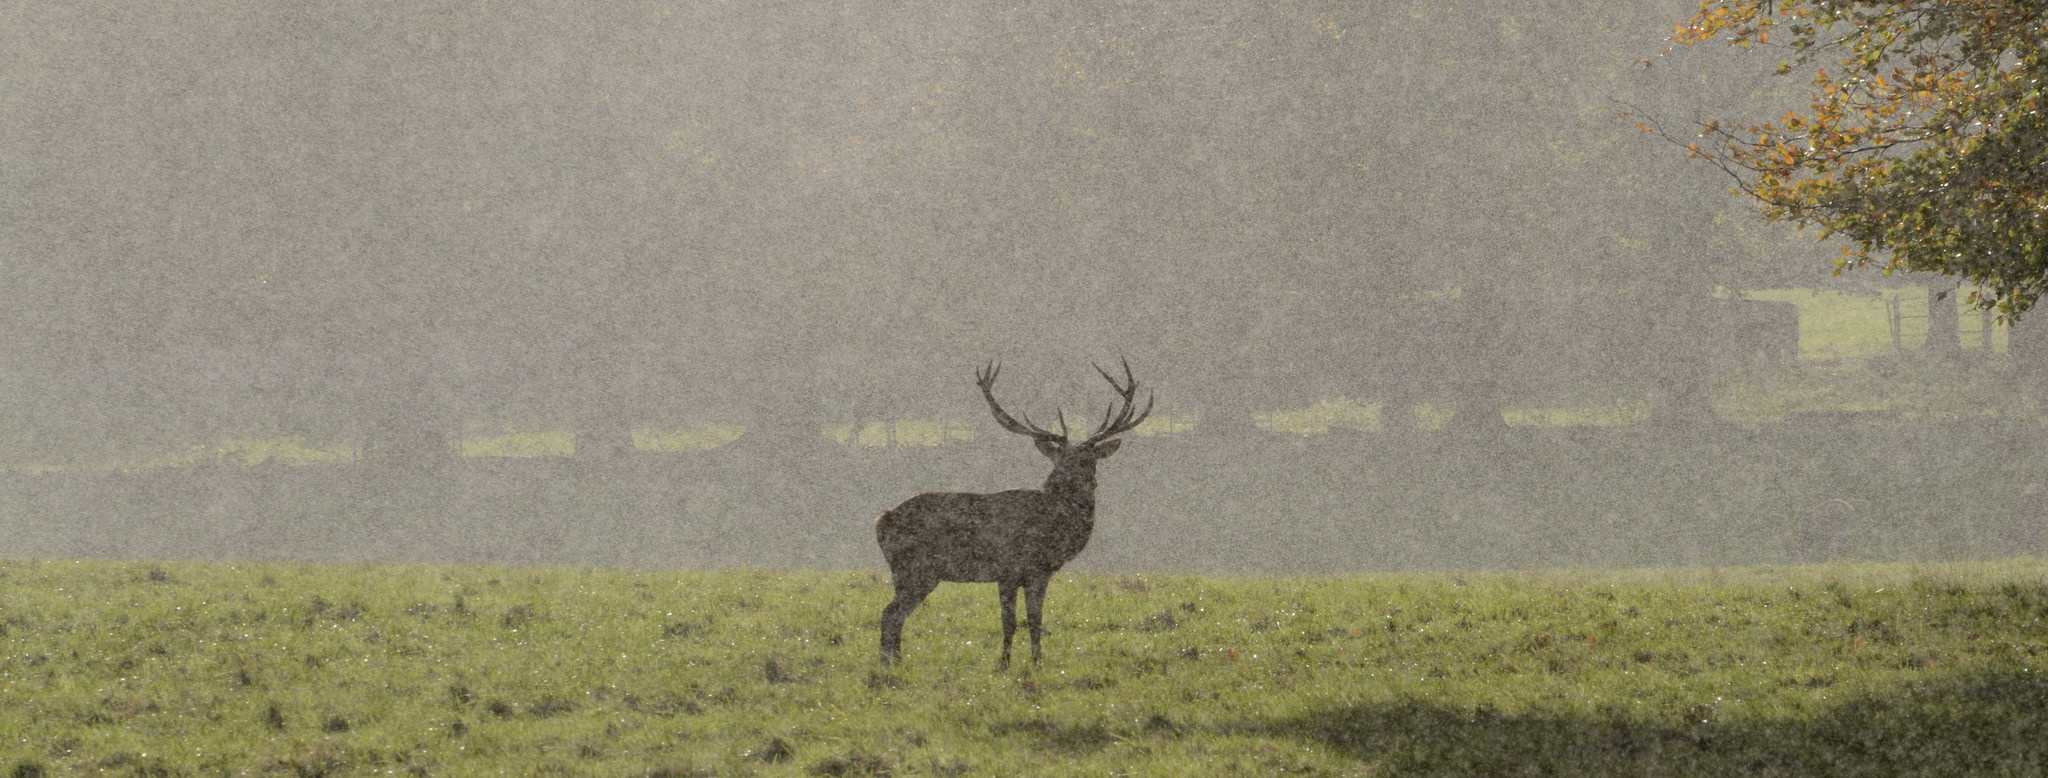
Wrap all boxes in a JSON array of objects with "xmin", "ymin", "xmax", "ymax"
[
  {"xmin": 876, "ymin": 360, "xmax": 1153, "ymax": 668},
  {"xmin": 1796, "ymin": 498, "xmax": 1854, "ymax": 563}
]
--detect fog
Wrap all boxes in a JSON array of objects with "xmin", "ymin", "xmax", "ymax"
[{"xmin": 4, "ymin": 1, "xmax": 2044, "ymax": 573}]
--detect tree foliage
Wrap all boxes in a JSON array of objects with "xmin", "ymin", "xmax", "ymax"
[{"xmin": 1652, "ymin": 0, "xmax": 2047, "ymax": 318}]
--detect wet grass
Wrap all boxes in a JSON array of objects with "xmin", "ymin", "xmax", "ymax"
[{"xmin": 2, "ymin": 558, "xmax": 2045, "ymax": 775}]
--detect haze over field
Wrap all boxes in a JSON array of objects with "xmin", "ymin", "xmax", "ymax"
[{"xmin": 3, "ymin": 1, "xmax": 2044, "ymax": 571}]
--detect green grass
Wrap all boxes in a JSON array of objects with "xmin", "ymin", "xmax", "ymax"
[
  {"xmin": 1745, "ymin": 285, "xmax": 2008, "ymax": 361},
  {"xmin": 3, "ymin": 559, "xmax": 2046, "ymax": 776}
]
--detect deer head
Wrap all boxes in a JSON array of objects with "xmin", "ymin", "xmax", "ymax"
[{"xmin": 977, "ymin": 358, "xmax": 1153, "ymax": 466}]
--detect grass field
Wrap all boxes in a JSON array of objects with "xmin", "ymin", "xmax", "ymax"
[{"xmin": 3, "ymin": 559, "xmax": 2045, "ymax": 775}]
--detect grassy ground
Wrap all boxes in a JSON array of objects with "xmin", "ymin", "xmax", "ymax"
[{"xmin": 3, "ymin": 559, "xmax": 2045, "ymax": 775}]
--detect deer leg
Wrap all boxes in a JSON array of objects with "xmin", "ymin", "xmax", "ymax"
[
  {"xmin": 1024, "ymin": 575, "xmax": 1050, "ymax": 663},
  {"xmin": 998, "ymin": 580, "xmax": 1020, "ymax": 670},
  {"xmin": 879, "ymin": 576, "xmax": 936, "ymax": 666}
]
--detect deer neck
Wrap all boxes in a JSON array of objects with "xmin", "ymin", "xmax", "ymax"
[{"xmin": 1040, "ymin": 459, "xmax": 1099, "ymax": 517}]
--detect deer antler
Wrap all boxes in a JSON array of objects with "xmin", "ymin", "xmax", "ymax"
[
  {"xmin": 977, "ymin": 361, "xmax": 1065, "ymax": 442},
  {"xmin": 1083, "ymin": 357, "xmax": 1154, "ymax": 445}
]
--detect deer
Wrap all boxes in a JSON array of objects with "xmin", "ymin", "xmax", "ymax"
[
  {"xmin": 1796, "ymin": 498, "xmax": 1854, "ymax": 563},
  {"xmin": 876, "ymin": 359, "xmax": 1153, "ymax": 668}
]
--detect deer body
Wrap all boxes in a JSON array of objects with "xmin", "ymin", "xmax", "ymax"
[
  {"xmin": 877, "ymin": 488, "xmax": 1093, "ymax": 583},
  {"xmin": 877, "ymin": 362, "xmax": 1148, "ymax": 668}
]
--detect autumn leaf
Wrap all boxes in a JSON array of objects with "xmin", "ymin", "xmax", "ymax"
[{"xmin": 1656, "ymin": 0, "xmax": 2048, "ymax": 319}]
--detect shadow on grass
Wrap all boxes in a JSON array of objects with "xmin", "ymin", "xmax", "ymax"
[{"xmin": 1242, "ymin": 673, "xmax": 2048, "ymax": 775}]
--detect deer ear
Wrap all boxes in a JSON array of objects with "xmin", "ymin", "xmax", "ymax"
[
  {"xmin": 1092, "ymin": 438, "xmax": 1123, "ymax": 459},
  {"xmin": 1034, "ymin": 438, "xmax": 1063, "ymax": 459}
]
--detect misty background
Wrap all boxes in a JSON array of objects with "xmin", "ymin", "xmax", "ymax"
[{"xmin": 3, "ymin": 0, "xmax": 2043, "ymax": 573}]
